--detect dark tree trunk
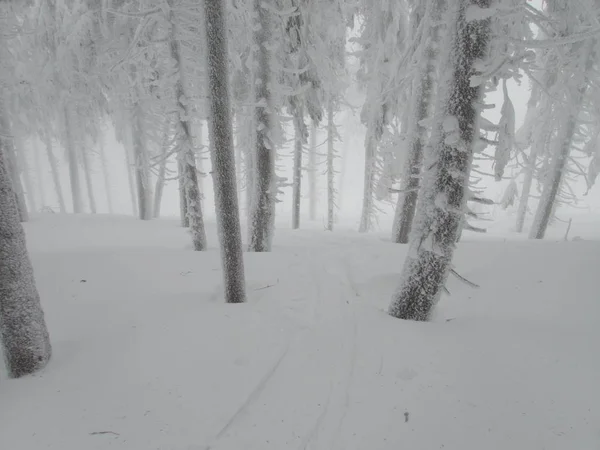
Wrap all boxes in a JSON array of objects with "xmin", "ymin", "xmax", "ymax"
[
  {"xmin": 0, "ymin": 131, "xmax": 52, "ymax": 378},
  {"xmin": 204, "ymin": 0, "xmax": 247, "ymax": 303},
  {"xmin": 389, "ymin": 0, "xmax": 492, "ymax": 321}
]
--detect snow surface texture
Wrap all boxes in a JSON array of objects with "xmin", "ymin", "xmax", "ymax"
[{"xmin": 1, "ymin": 214, "xmax": 599, "ymax": 449}]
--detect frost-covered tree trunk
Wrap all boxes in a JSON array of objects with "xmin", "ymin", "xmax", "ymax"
[
  {"xmin": 168, "ymin": 7, "xmax": 207, "ymax": 250},
  {"xmin": 0, "ymin": 104, "xmax": 27, "ymax": 222},
  {"xmin": 308, "ymin": 120, "xmax": 317, "ymax": 221},
  {"xmin": 389, "ymin": 0, "xmax": 492, "ymax": 321},
  {"xmin": 64, "ymin": 106, "xmax": 83, "ymax": 214},
  {"xmin": 248, "ymin": 0, "xmax": 276, "ymax": 252},
  {"xmin": 358, "ymin": 131, "xmax": 377, "ymax": 233},
  {"xmin": 204, "ymin": 0, "xmax": 246, "ymax": 303},
  {"xmin": 32, "ymin": 141, "xmax": 46, "ymax": 208},
  {"xmin": 292, "ymin": 111, "xmax": 303, "ymax": 229},
  {"xmin": 326, "ymin": 99, "xmax": 335, "ymax": 231},
  {"xmin": 0, "ymin": 138, "xmax": 52, "ymax": 378},
  {"xmin": 154, "ymin": 119, "xmax": 173, "ymax": 219},
  {"xmin": 80, "ymin": 145, "xmax": 97, "ymax": 214},
  {"xmin": 123, "ymin": 136, "xmax": 139, "ymax": 218},
  {"xmin": 528, "ymin": 40, "xmax": 594, "ymax": 239},
  {"xmin": 98, "ymin": 133, "xmax": 113, "ymax": 214},
  {"xmin": 516, "ymin": 123, "xmax": 546, "ymax": 233},
  {"xmin": 178, "ymin": 160, "xmax": 189, "ymax": 227},
  {"xmin": 131, "ymin": 102, "xmax": 153, "ymax": 220},
  {"xmin": 14, "ymin": 137, "xmax": 36, "ymax": 214},
  {"xmin": 392, "ymin": 0, "xmax": 442, "ymax": 243},
  {"xmin": 42, "ymin": 127, "xmax": 66, "ymax": 213},
  {"xmin": 243, "ymin": 107, "xmax": 255, "ymax": 216}
]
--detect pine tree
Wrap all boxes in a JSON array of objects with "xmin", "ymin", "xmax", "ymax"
[{"xmin": 389, "ymin": 0, "xmax": 492, "ymax": 321}]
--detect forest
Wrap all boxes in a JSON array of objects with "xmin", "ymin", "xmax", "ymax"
[{"xmin": 1, "ymin": 0, "xmax": 599, "ymax": 449}]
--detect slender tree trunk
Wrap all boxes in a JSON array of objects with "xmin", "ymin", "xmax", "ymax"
[
  {"xmin": 0, "ymin": 105, "xmax": 28, "ymax": 222},
  {"xmin": 123, "ymin": 134, "xmax": 139, "ymax": 217},
  {"xmin": 529, "ymin": 120, "xmax": 576, "ymax": 239},
  {"xmin": 98, "ymin": 132, "xmax": 114, "ymax": 214},
  {"xmin": 153, "ymin": 119, "xmax": 171, "ymax": 218},
  {"xmin": 392, "ymin": 0, "xmax": 441, "ymax": 243},
  {"xmin": 389, "ymin": 0, "xmax": 492, "ymax": 321},
  {"xmin": 308, "ymin": 120, "xmax": 317, "ymax": 221},
  {"xmin": 33, "ymin": 140, "xmax": 46, "ymax": 208},
  {"xmin": 15, "ymin": 136, "xmax": 37, "ymax": 214},
  {"xmin": 248, "ymin": 0, "xmax": 276, "ymax": 252},
  {"xmin": 529, "ymin": 41, "xmax": 593, "ymax": 240},
  {"xmin": 515, "ymin": 138, "xmax": 543, "ymax": 233},
  {"xmin": 178, "ymin": 160, "xmax": 189, "ymax": 227},
  {"xmin": 358, "ymin": 131, "xmax": 377, "ymax": 232},
  {"xmin": 169, "ymin": 7, "xmax": 207, "ymax": 249},
  {"xmin": 80, "ymin": 144, "xmax": 97, "ymax": 214},
  {"xmin": 0, "ymin": 134, "xmax": 52, "ymax": 378},
  {"xmin": 292, "ymin": 110, "xmax": 303, "ymax": 230},
  {"xmin": 42, "ymin": 127, "xmax": 66, "ymax": 213},
  {"xmin": 131, "ymin": 102, "xmax": 153, "ymax": 220},
  {"xmin": 204, "ymin": 0, "xmax": 247, "ymax": 303},
  {"xmin": 64, "ymin": 106, "xmax": 83, "ymax": 213},
  {"xmin": 326, "ymin": 99, "xmax": 335, "ymax": 231},
  {"xmin": 244, "ymin": 105, "xmax": 256, "ymax": 218}
]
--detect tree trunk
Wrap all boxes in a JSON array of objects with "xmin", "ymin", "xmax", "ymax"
[
  {"xmin": 389, "ymin": 0, "xmax": 492, "ymax": 321},
  {"xmin": 244, "ymin": 105, "xmax": 256, "ymax": 218},
  {"xmin": 98, "ymin": 132, "xmax": 114, "ymax": 214},
  {"xmin": 248, "ymin": 0, "xmax": 276, "ymax": 252},
  {"xmin": 178, "ymin": 159, "xmax": 189, "ymax": 227},
  {"xmin": 80, "ymin": 143, "xmax": 97, "ymax": 214},
  {"xmin": 123, "ymin": 134, "xmax": 139, "ymax": 218},
  {"xmin": 308, "ymin": 120, "xmax": 317, "ymax": 221},
  {"xmin": 0, "ymin": 134, "xmax": 52, "ymax": 378},
  {"xmin": 358, "ymin": 131, "xmax": 377, "ymax": 233},
  {"xmin": 64, "ymin": 106, "xmax": 83, "ymax": 214},
  {"xmin": 0, "ymin": 104, "xmax": 27, "ymax": 222},
  {"xmin": 292, "ymin": 110, "xmax": 303, "ymax": 230},
  {"xmin": 14, "ymin": 136, "xmax": 37, "ymax": 214},
  {"xmin": 326, "ymin": 99, "xmax": 335, "ymax": 231},
  {"xmin": 168, "ymin": 6, "xmax": 207, "ymax": 249},
  {"xmin": 42, "ymin": 127, "xmax": 66, "ymax": 213},
  {"xmin": 392, "ymin": 0, "xmax": 441, "ymax": 243},
  {"xmin": 131, "ymin": 103, "xmax": 153, "ymax": 220},
  {"xmin": 153, "ymin": 119, "xmax": 171, "ymax": 219},
  {"xmin": 204, "ymin": 0, "xmax": 247, "ymax": 303},
  {"xmin": 529, "ymin": 41, "xmax": 593, "ymax": 240},
  {"xmin": 32, "ymin": 140, "xmax": 46, "ymax": 208}
]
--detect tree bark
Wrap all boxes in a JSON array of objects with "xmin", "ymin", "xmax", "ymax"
[
  {"xmin": 153, "ymin": 119, "xmax": 171, "ymax": 219},
  {"xmin": 0, "ymin": 133, "xmax": 52, "ymax": 378},
  {"xmin": 204, "ymin": 0, "xmax": 247, "ymax": 303},
  {"xmin": 389, "ymin": 0, "xmax": 492, "ymax": 321},
  {"xmin": 248, "ymin": 0, "xmax": 276, "ymax": 252}
]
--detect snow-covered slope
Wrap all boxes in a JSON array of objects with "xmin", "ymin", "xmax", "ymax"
[{"xmin": 1, "ymin": 214, "xmax": 599, "ymax": 450}]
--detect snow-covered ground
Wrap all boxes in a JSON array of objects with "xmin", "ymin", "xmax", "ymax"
[{"xmin": 1, "ymin": 213, "xmax": 599, "ymax": 450}]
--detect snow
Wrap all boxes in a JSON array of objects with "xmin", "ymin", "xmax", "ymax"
[{"xmin": 1, "ymin": 214, "xmax": 600, "ymax": 449}]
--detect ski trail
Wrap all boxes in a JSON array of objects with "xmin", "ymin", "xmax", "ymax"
[
  {"xmin": 204, "ymin": 249, "xmax": 362, "ymax": 450},
  {"xmin": 203, "ymin": 339, "xmax": 292, "ymax": 450}
]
